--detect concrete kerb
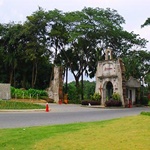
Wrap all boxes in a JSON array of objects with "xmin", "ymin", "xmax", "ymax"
[
  {"xmin": 0, "ymin": 109, "xmax": 45, "ymax": 112},
  {"xmin": 0, "ymin": 104, "xmax": 136, "ymax": 112}
]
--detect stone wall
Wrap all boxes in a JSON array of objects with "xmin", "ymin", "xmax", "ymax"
[{"xmin": 0, "ymin": 83, "xmax": 11, "ymax": 100}]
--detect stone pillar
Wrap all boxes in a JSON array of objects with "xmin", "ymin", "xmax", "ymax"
[{"xmin": 48, "ymin": 66, "xmax": 64, "ymax": 103}]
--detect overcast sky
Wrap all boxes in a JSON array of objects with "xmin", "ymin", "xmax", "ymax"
[
  {"xmin": 0, "ymin": 0, "xmax": 150, "ymax": 81},
  {"xmin": 0, "ymin": 0, "xmax": 150, "ymax": 47}
]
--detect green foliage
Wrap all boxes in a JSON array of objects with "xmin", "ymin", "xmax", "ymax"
[
  {"xmin": 11, "ymin": 87, "xmax": 48, "ymax": 99},
  {"xmin": 148, "ymin": 101, "xmax": 150, "ymax": 106},
  {"xmin": 28, "ymin": 89, "xmax": 48, "ymax": 98},
  {"xmin": 0, "ymin": 100, "xmax": 45, "ymax": 109},
  {"xmin": 105, "ymin": 92, "xmax": 122, "ymax": 107},
  {"xmin": 145, "ymin": 73, "xmax": 150, "ymax": 90},
  {"xmin": 112, "ymin": 93, "xmax": 121, "ymax": 101},
  {"xmin": 141, "ymin": 97, "xmax": 149, "ymax": 106},
  {"xmin": 11, "ymin": 86, "xmax": 16, "ymax": 98},
  {"xmin": 141, "ymin": 111, "xmax": 150, "ymax": 116},
  {"xmin": 123, "ymin": 50, "xmax": 150, "ymax": 80},
  {"xmin": 90, "ymin": 92, "xmax": 101, "ymax": 101},
  {"xmin": 141, "ymin": 17, "xmax": 150, "ymax": 27},
  {"xmin": 67, "ymin": 81, "xmax": 95, "ymax": 104},
  {"xmin": 67, "ymin": 82, "xmax": 79, "ymax": 103},
  {"xmin": 0, "ymin": 7, "xmax": 148, "ymax": 91},
  {"xmin": 83, "ymin": 81, "xmax": 95, "ymax": 99}
]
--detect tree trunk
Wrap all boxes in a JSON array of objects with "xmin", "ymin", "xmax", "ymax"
[
  {"xmin": 9, "ymin": 68, "xmax": 13, "ymax": 85},
  {"xmin": 65, "ymin": 67, "xmax": 68, "ymax": 94},
  {"xmin": 32, "ymin": 61, "xmax": 38, "ymax": 88},
  {"xmin": 74, "ymin": 76, "xmax": 81, "ymax": 101},
  {"xmin": 21, "ymin": 74, "xmax": 26, "ymax": 88},
  {"xmin": 32, "ymin": 63, "xmax": 35, "ymax": 88},
  {"xmin": 81, "ymin": 72, "xmax": 84, "ymax": 100},
  {"xmin": 33, "ymin": 62, "xmax": 38, "ymax": 87}
]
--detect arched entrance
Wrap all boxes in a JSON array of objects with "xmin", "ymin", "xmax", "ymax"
[{"xmin": 106, "ymin": 81, "xmax": 113, "ymax": 100}]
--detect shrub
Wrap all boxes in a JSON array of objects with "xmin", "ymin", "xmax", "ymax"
[
  {"xmin": 141, "ymin": 97, "xmax": 149, "ymax": 106},
  {"xmin": 105, "ymin": 92, "xmax": 122, "ymax": 107},
  {"xmin": 105, "ymin": 100, "xmax": 122, "ymax": 107},
  {"xmin": 141, "ymin": 111, "xmax": 150, "ymax": 116},
  {"xmin": 148, "ymin": 101, "xmax": 150, "ymax": 106},
  {"xmin": 28, "ymin": 89, "xmax": 48, "ymax": 98},
  {"xmin": 11, "ymin": 87, "xmax": 48, "ymax": 99},
  {"xmin": 90, "ymin": 92, "xmax": 101, "ymax": 101},
  {"xmin": 112, "ymin": 93, "xmax": 121, "ymax": 101},
  {"xmin": 11, "ymin": 87, "xmax": 16, "ymax": 98}
]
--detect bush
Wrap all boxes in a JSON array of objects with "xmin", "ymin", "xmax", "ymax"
[
  {"xmin": 141, "ymin": 111, "xmax": 150, "ymax": 116},
  {"xmin": 28, "ymin": 89, "xmax": 48, "ymax": 98},
  {"xmin": 105, "ymin": 100, "xmax": 122, "ymax": 107},
  {"xmin": 141, "ymin": 97, "xmax": 149, "ymax": 106},
  {"xmin": 81, "ymin": 93, "xmax": 101, "ymax": 105},
  {"xmin": 90, "ymin": 92, "xmax": 101, "ymax": 101},
  {"xmin": 81, "ymin": 100, "xmax": 100, "ymax": 105},
  {"xmin": 11, "ymin": 87, "xmax": 48, "ymax": 99},
  {"xmin": 112, "ymin": 93, "xmax": 121, "ymax": 101},
  {"xmin": 148, "ymin": 101, "xmax": 150, "ymax": 106}
]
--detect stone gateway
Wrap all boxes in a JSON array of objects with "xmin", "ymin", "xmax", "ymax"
[{"xmin": 95, "ymin": 49, "xmax": 140, "ymax": 107}]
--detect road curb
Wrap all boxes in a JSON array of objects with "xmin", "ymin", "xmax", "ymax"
[{"xmin": 0, "ymin": 109, "xmax": 45, "ymax": 112}]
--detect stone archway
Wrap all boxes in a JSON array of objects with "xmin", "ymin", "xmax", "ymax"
[{"xmin": 106, "ymin": 81, "xmax": 113, "ymax": 100}]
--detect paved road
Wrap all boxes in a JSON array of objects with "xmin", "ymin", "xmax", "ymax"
[{"xmin": 0, "ymin": 104, "xmax": 149, "ymax": 129}]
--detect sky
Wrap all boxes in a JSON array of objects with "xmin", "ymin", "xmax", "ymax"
[{"xmin": 0, "ymin": 0, "xmax": 150, "ymax": 81}]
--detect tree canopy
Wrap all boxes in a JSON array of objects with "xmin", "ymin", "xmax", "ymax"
[
  {"xmin": 0, "ymin": 7, "xmax": 149, "ymax": 91},
  {"xmin": 141, "ymin": 17, "xmax": 150, "ymax": 89}
]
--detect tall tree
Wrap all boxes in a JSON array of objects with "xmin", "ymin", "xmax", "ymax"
[
  {"xmin": 0, "ymin": 22, "xmax": 24, "ymax": 85},
  {"xmin": 23, "ymin": 7, "xmax": 50, "ymax": 88},
  {"xmin": 46, "ymin": 9, "xmax": 69, "ymax": 64},
  {"xmin": 141, "ymin": 17, "xmax": 150, "ymax": 87},
  {"xmin": 145, "ymin": 73, "xmax": 150, "ymax": 90},
  {"xmin": 123, "ymin": 50, "xmax": 150, "ymax": 80},
  {"xmin": 58, "ymin": 7, "xmax": 147, "ymax": 95}
]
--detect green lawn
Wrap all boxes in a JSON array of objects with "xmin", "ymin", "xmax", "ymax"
[
  {"xmin": 0, "ymin": 100, "xmax": 45, "ymax": 109},
  {"xmin": 0, "ymin": 114, "xmax": 150, "ymax": 150}
]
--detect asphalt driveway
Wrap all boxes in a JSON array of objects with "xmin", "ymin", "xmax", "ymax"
[{"xmin": 0, "ymin": 104, "xmax": 149, "ymax": 128}]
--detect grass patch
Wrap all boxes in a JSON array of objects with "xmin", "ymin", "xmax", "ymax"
[
  {"xmin": 0, "ymin": 100, "xmax": 45, "ymax": 109},
  {"xmin": 0, "ymin": 115, "xmax": 150, "ymax": 150},
  {"xmin": 141, "ymin": 111, "xmax": 150, "ymax": 116}
]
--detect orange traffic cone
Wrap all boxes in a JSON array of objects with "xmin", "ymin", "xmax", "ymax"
[{"xmin": 45, "ymin": 103, "xmax": 50, "ymax": 112}]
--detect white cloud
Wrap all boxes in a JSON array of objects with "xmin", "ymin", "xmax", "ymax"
[
  {"xmin": 0, "ymin": 0, "xmax": 3, "ymax": 6},
  {"xmin": 0, "ymin": 0, "xmax": 149, "ymax": 50},
  {"xmin": 134, "ymin": 26, "xmax": 150, "ymax": 49}
]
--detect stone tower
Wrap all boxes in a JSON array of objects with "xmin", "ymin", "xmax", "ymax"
[
  {"xmin": 95, "ymin": 49, "xmax": 126, "ymax": 106},
  {"xmin": 47, "ymin": 66, "xmax": 63, "ymax": 103}
]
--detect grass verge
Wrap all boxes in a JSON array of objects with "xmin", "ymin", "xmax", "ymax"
[
  {"xmin": 0, "ymin": 115, "xmax": 150, "ymax": 150},
  {"xmin": 141, "ymin": 111, "xmax": 150, "ymax": 116},
  {"xmin": 0, "ymin": 100, "xmax": 45, "ymax": 109}
]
